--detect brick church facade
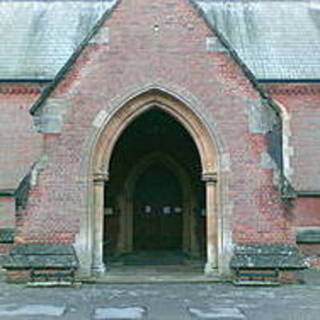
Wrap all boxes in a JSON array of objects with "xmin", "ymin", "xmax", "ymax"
[{"xmin": 0, "ymin": 0, "xmax": 319, "ymax": 283}]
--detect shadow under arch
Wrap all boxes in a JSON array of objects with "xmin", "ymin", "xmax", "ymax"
[
  {"xmin": 114, "ymin": 151, "xmax": 201, "ymax": 258},
  {"xmin": 89, "ymin": 88, "xmax": 220, "ymax": 275}
]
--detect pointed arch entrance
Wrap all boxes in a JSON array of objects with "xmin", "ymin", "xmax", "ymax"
[{"xmin": 90, "ymin": 89, "xmax": 218, "ymax": 275}]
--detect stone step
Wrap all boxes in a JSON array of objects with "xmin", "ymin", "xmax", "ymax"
[
  {"xmin": 188, "ymin": 306, "xmax": 247, "ymax": 319},
  {"xmin": 94, "ymin": 307, "xmax": 147, "ymax": 320},
  {"xmin": 0, "ymin": 304, "xmax": 66, "ymax": 317}
]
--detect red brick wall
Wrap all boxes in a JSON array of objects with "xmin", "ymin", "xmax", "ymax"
[
  {"xmin": 0, "ymin": 83, "xmax": 42, "ymax": 190},
  {"xmin": 6, "ymin": 270, "xmax": 31, "ymax": 283},
  {"xmin": 293, "ymin": 198, "xmax": 320, "ymax": 227},
  {"xmin": 0, "ymin": 83, "xmax": 43, "ymax": 231},
  {"xmin": 0, "ymin": 197, "xmax": 15, "ymax": 229},
  {"xmin": 0, "ymin": 243, "xmax": 13, "ymax": 255},
  {"xmin": 266, "ymin": 84, "xmax": 320, "ymax": 191},
  {"xmin": 17, "ymin": 0, "xmax": 294, "ymax": 246},
  {"xmin": 266, "ymin": 84, "xmax": 320, "ymax": 228}
]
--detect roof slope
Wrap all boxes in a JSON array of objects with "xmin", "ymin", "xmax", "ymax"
[
  {"xmin": 197, "ymin": 0, "xmax": 320, "ymax": 80},
  {"xmin": 0, "ymin": 0, "xmax": 319, "ymax": 80},
  {"xmin": 0, "ymin": 0, "xmax": 115, "ymax": 80}
]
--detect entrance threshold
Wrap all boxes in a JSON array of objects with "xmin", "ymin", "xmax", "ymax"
[{"xmin": 81, "ymin": 265, "xmax": 227, "ymax": 284}]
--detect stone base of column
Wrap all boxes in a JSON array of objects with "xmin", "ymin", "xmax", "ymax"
[
  {"xmin": 204, "ymin": 261, "xmax": 217, "ymax": 275},
  {"xmin": 91, "ymin": 263, "xmax": 106, "ymax": 276}
]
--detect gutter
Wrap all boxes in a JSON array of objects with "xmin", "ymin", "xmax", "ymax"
[
  {"xmin": 296, "ymin": 191, "xmax": 320, "ymax": 198},
  {"xmin": 0, "ymin": 189, "xmax": 15, "ymax": 197},
  {"xmin": 257, "ymin": 79, "xmax": 320, "ymax": 84},
  {"xmin": 0, "ymin": 79, "xmax": 52, "ymax": 83}
]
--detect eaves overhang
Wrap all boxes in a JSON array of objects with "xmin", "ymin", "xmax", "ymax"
[
  {"xmin": 29, "ymin": 0, "xmax": 119, "ymax": 116},
  {"xmin": 257, "ymin": 79, "xmax": 320, "ymax": 83},
  {"xmin": 0, "ymin": 79, "xmax": 52, "ymax": 83},
  {"xmin": 0, "ymin": 189, "xmax": 16, "ymax": 197}
]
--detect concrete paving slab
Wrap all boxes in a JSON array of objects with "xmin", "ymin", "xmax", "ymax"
[
  {"xmin": 0, "ymin": 304, "xmax": 66, "ymax": 317},
  {"xmin": 0, "ymin": 279, "xmax": 318, "ymax": 320},
  {"xmin": 94, "ymin": 306, "xmax": 146, "ymax": 320},
  {"xmin": 188, "ymin": 306, "xmax": 246, "ymax": 319}
]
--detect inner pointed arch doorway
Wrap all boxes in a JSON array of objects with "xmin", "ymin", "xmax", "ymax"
[
  {"xmin": 90, "ymin": 90, "xmax": 219, "ymax": 275},
  {"xmin": 105, "ymin": 109, "xmax": 206, "ymax": 264}
]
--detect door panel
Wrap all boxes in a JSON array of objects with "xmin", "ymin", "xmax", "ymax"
[{"xmin": 133, "ymin": 163, "xmax": 182, "ymax": 251}]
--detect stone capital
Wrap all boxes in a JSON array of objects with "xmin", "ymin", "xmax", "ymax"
[
  {"xmin": 202, "ymin": 172, "xmax": 217, "ymax": 183},
  {"xmin": 204, "ymin": 260, "xmax": 218, "ymax": 275},
  {"xmin": 93, "ymin": 171, "xmax": 109, "ymax": 184}
]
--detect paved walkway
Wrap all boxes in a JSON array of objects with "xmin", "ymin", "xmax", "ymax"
[{"xmin": 0, "ymin": 270, "xmax": 319, "ymax": 319}]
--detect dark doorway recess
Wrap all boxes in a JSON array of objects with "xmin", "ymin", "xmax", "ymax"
[
  {"xmin": 133, "ymin": 163, "xmax": 183, "ymax": 251},
  {"xmin": 104, "ymin": 107, "xmax": 206, "ymax": 265}
]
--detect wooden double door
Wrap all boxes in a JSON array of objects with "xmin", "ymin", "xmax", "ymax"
[{"xmin": 133, "ymin": 163, "xmax": 183, "ymax": 251}]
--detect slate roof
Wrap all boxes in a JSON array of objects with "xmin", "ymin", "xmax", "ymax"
[
  {"xmin": 0, "ymin": 0, "xmax": 115, "ymax": 80},
  {"xmin": 0, "ymin": 0, "xmax": 319, "ymax": 81},
  {"xmin": 196, "ymin": 0, "xmax": 320, "ymax": 80}
]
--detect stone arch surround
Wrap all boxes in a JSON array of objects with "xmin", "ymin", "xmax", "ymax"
[
  {"xmin": 93, "ymin": 90, "xmax": 217, "ymax": 176},
  {"xmin": 78, "ymin": 88, "xmax": 233, "ymax": 276}
]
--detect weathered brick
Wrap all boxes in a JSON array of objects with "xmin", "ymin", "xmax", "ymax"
[
  {"xmin": 1, "ymin": 0, "xmax": 319, "ymax": 277},
  {"xmin": 15, "ymin": 0, "xmax": 291, "ymax": 248}
]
